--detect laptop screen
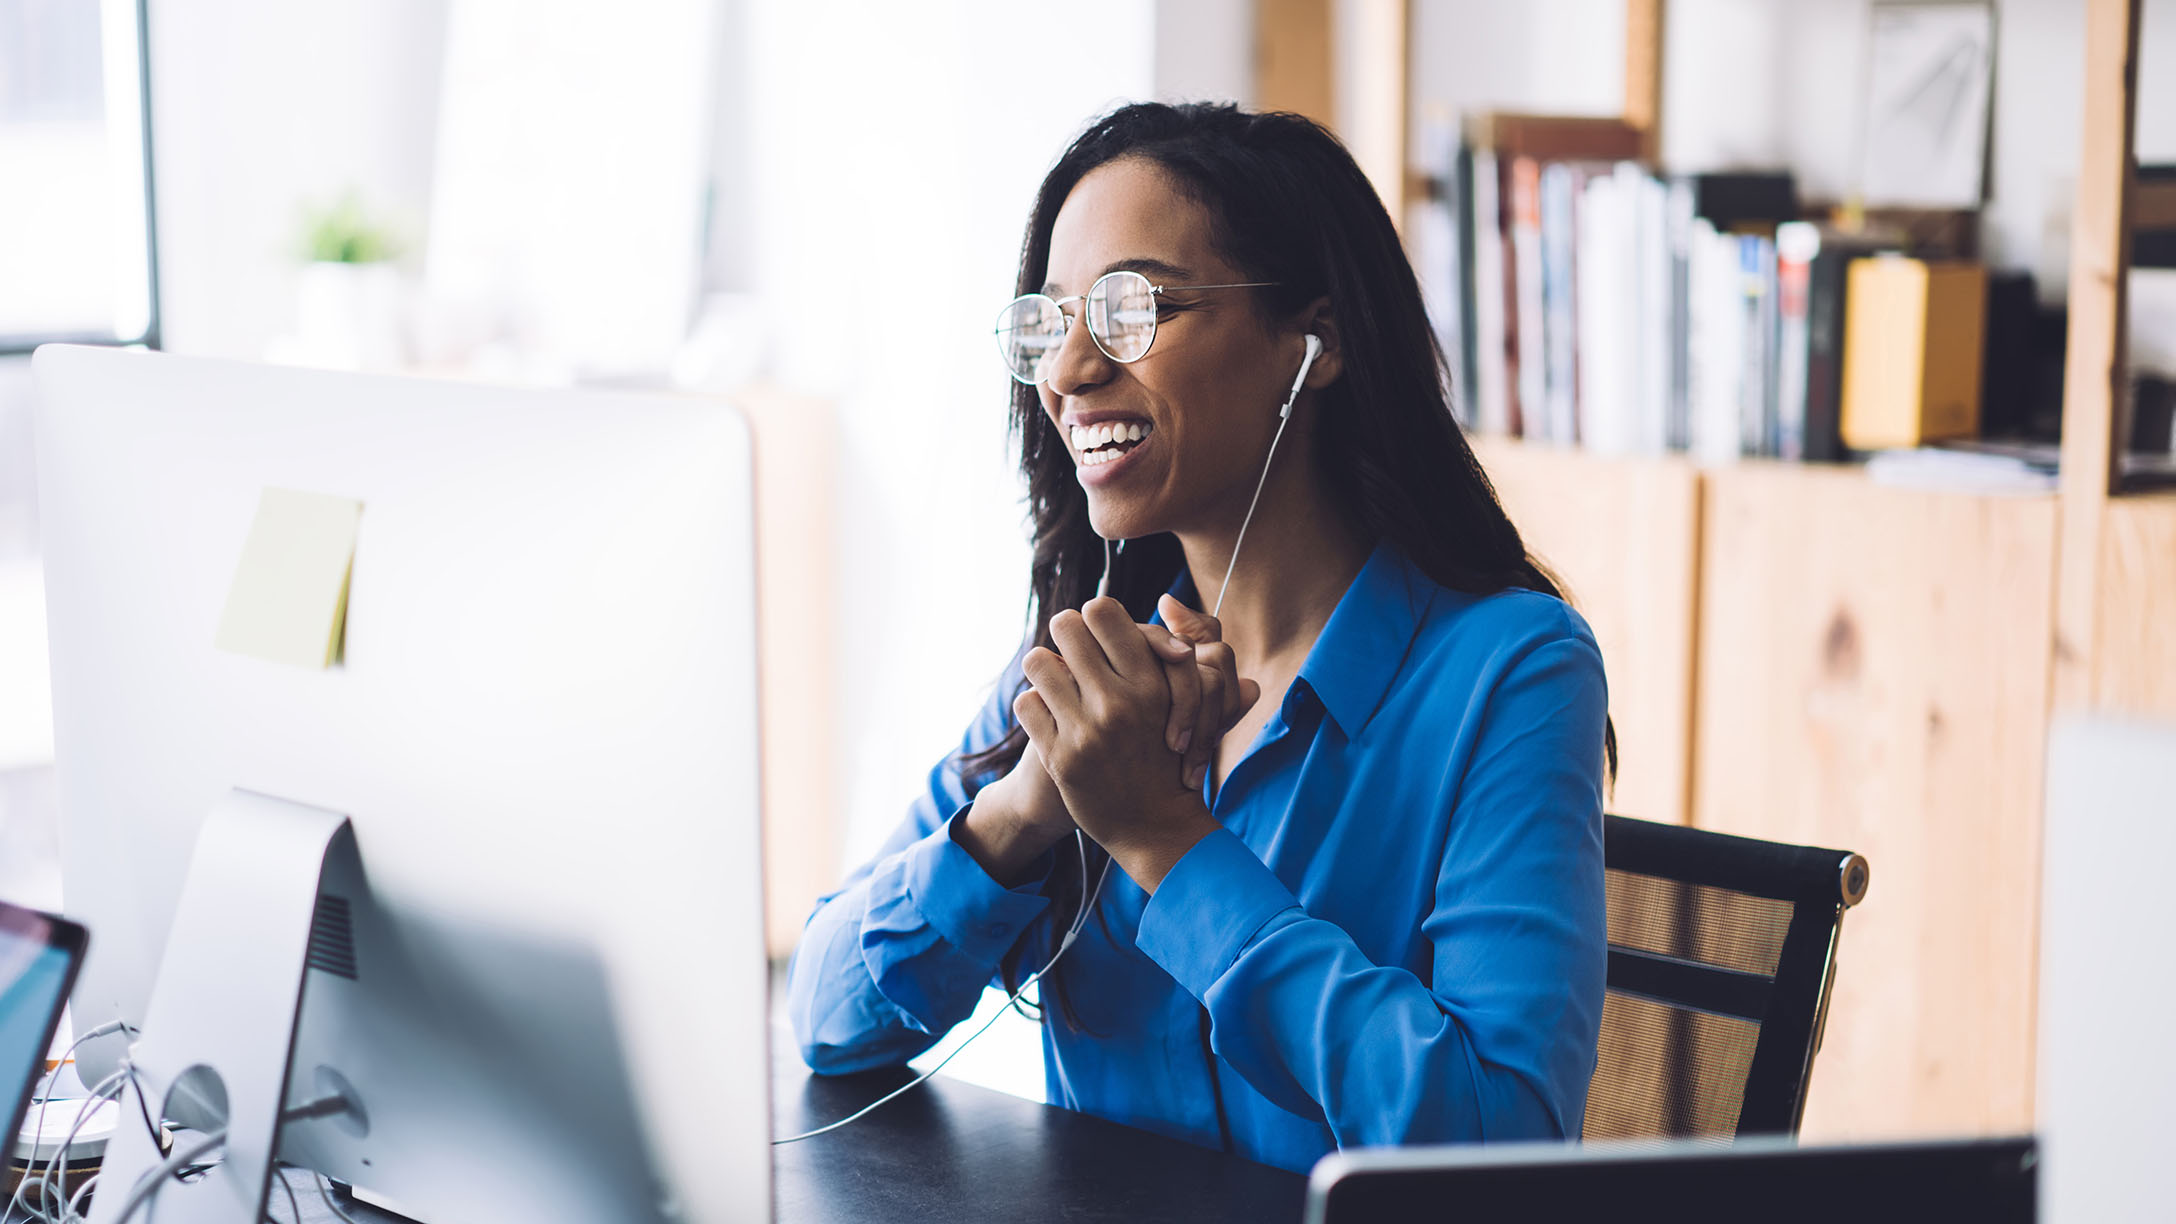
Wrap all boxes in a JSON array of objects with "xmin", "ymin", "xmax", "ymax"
[{"xmin": 0, "ymin": 902, "xmax": 88, "ymax": 1153}]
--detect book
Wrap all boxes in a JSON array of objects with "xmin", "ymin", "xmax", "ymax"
[
  {"xmin": 1800, "ymin": 228, "xmax": 1905, "ymax": 462},
  {"xmin": 1687, "ymin": 218, "xmax": 1744, "ymax": 463},
  {"xmin": 1633, "ymin": 168, "xmax": 1672, "ymax": 455},
  {"xmin": 1839, "ymin": 257, "xmax": 1989, "ymax": 450},
  {"xmin": 1414, "ymin": 117, "xmax": 1473, "ymax": 422},
  {"xmin": 1469, "ymin": 148, "xmax": 1512, "ymax": 435},
  {"xmin": 1734, "ymin": 234, "xmax": 1778, "ymax": 458},
  {"xmin": 1510, "ymin": 156, "xmax": 1547, "ymax": 440},
  {"xmin": 1775, "ymin": 222, "xmax": 1818, "ymax": 461},
  {"xmin": 1540, "ymin": 162, "xmax": 1583, "ymax": 444}
]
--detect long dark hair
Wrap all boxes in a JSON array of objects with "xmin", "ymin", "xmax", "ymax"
[{"xmin": 960, "ymin": 102, "xmax": 1615, "ymax": 1029}]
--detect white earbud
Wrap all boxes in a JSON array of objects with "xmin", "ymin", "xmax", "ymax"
[{"xmin": 1279, "ymin": 334, "xmax": 1323, "ymax": 419}]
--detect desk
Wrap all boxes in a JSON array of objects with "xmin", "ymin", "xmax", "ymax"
[
  {"xmin": 10, "ymin": 1052, "xmax": 1307, "ymax": 1224},
  {"xmin": 772, "ymin": 1052, "xmax": 1308, "ymax": 1224}
]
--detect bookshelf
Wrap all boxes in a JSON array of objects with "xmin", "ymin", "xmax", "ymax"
[{"xmin": 1256, "ymin": 0, "xmax": 2166, "ymax": 1141}]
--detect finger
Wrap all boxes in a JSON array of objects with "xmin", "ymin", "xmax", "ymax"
[
  {"xmin": 1082, "ymin": 597, "xmax": 1156, "ymax": 679},
  {"xmin": 1145, "ymin": 624, "xmax": 1196, "ymax": 662},
  {"xmin": 1196, "ymin": 640, "xmax": 1248, "ymax": 730},
  {"xmin": 1020, "ymin": 645, "xmax": 1080, "ymax": 714},
  {"xmin": 1048, "ymin": 609, "xmax": 1115, "ymax": 684},
  {"xmin": 1142, "ymin": 624, "xmax": 1200, "ymax": 754},
  {"xmin": 1158, "ymin": 594, "xmax": 1224, "ymax": 645},
  {"xmin": 1012, "ymin": 688, "xmax": 1059, "ymax": 747},
  {"xmin": 1186, "ymin": 660, "xmax": 1224, "ymax": 789}
]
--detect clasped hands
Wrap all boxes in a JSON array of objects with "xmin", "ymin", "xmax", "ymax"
[{"xmin": 978, "ymin": 594, "xmax": 1260, "ymax": 894}]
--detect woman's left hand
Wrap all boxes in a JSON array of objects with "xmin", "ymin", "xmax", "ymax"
[{"xmin": 1014, "ymin": 596, "xmax": 1222, "ymax": 893}]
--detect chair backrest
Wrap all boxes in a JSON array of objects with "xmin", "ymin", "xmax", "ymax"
[{"xmin": 1584, "ymin": 815, "xmax": 1869, "ymax": 1141}]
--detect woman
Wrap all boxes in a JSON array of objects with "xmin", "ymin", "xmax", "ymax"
[{"xmin": 787, "ymin": 102, "xmax": 1610, "ymax": 1174}]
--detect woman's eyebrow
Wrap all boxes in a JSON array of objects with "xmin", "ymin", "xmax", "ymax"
[{"xmin": 1042, "ymin": 257, "xmax": 1195, "ymax": 296}]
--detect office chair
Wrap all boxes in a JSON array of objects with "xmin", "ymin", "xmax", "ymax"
[{"xmin": 1584, "ymin": 814, "xmax": 1869, "ymax": 1140}]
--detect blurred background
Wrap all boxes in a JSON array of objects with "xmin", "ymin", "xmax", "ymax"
[{"xmin": 2, "ymin": 0, "xmax": 2171, "ymax": 1146}]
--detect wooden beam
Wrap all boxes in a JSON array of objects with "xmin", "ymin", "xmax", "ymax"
[
  {"xmin": 1339, "ymin": 0, "xmax": 1411, "ymax": 232},
  {"xmin": 1255, "ymin": 0, "xmax": 1333, "ymax": 126},
  {"xmin": 2054, "ymin": 0, "xmax": 2142, "ymax": 710},
  {"xmin": 1623, "ymin": 0, "xmax": 1666, "ymax": 163}
]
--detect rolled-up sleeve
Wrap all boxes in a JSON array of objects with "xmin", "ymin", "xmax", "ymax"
[
  {"xmin": 1133, "ymin": 631, "xmax": 1608, "ymax": 1146},
  {"xmin": 788, "ymin": 657, "xmax": 1056, "ymax": 1075}
]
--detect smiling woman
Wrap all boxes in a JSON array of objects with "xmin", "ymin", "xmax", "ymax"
[{"xmin": 788, "ymin": 102, "xmax": 1616, "ymax": 1175}]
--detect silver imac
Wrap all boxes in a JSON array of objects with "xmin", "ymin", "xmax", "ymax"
[{"xmin": 33, "ymin": 345, "xmax": 770, "ymax": 1222}]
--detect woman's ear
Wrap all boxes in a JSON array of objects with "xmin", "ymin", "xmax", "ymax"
[{"xmin": 1297, "ymin": 298, "xmax": 1342, "ymax": 389}]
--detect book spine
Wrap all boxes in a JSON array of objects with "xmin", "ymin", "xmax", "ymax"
[
  {"xmin": 1803, "ymin": 247, "xmax": 1853, "ymax": 462},
  {"xmin": 1540, "ymin": 162, "xmax": 1578, "ymax": 444},
  {"xmin": 1576, "ymin": 172, "xmax": 1619, "ymax": 453},
  {"xmin": 1689, "ymin": 220, "xmax": 1742, "ymax": 463},
  {"xmin": 1636, "ymin": 169, "xmax": 1672, "ymax": 455},
  {"xmin": 1470, "ymin": 149, "xmax": 1510, "ymax": 436},
  {"xmin": 1453, "ymin": 141, "xmax": 1480, "ymax": 426},
  {"xmin": 1511, "ymin": 156, "xmax": 1546, "ymax": 440},
  {"xmin": 1734, "ymin": 235, "xmax": 1769, "ymax": 458},
  {"xmin": 1775, "ymin": 222, "xmax": 1817, "ymax": 462},
  {"xmin": 1666, "ymin": 180, "xmax": 1695, "ymax": 452}
]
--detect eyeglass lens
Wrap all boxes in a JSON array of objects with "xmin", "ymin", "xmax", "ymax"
[{"xmin": 994, "ymin": 270, "xmax": 1159, "ymax": 384}]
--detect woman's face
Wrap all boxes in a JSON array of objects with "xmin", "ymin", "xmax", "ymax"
[{"xmin": 1039, "ymin": 157, "xmax": 1306, "ymax": 542}]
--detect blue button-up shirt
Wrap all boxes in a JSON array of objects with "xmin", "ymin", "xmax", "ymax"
[{"xmin": 788, "ymin": 539, "xmax": 1608, "ymax": 1173}]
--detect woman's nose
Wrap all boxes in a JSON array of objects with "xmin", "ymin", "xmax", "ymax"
[{"xmin": 1044, "ymin": 310, "xmax": 1115, "ymax": 397}]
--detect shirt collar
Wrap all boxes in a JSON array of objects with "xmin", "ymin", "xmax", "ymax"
[{"xmin": 1162, "ymin": 537, "xmax": 1435, "ymax": 740}]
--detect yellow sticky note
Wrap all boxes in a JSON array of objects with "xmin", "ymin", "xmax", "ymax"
[{"xmin": 214, "ymin": 488, "xmax": 363, "ymax": 669}]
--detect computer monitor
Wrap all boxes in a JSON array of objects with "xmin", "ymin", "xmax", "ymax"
[
  {"xmin": 33, "ymin": 345, "xmax": 770, "ymax": 1222},
  {"xmin": 1306, "ymin": 1135, "xmax": 2037, "ymax": 1224}
]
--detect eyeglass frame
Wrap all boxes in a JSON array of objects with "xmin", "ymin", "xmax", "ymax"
[{"xmin": 993, "ymin": 269, "xmax": 1280, "ymax": 385}]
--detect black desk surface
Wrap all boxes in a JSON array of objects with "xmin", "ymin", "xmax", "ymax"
[
  {"xmin": 772, "ymin": 1053, "xmax": 1308, "ymax": 1223},
  {"xmin": 8, "ymin": 1053, "xmax": 1308, "ymax": 1223}
]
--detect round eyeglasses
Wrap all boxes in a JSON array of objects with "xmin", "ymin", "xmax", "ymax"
[{"xmin": 993, "ymin": 269, "xmax": 1278, "ymax": 385}]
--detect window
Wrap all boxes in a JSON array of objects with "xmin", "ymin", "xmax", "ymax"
[{"xmin": 0, "ymin": 0, "xmax": 157, "ymax": 352}]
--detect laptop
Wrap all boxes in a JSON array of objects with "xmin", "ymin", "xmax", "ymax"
[
  {"xmin": 1, "ymin": 901, "xmax": 89, "ymax": 1181},
  {"xmin": 1306, "ymin": 1134, "xmax": 2036, "ymax": 1224}
]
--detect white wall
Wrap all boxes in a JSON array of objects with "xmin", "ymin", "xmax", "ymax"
[
  {"xmin": 738, "ymin": 0, "xmax": 1159, "ymax": 868},
  {"xmin": 150, "ymin": 0, "xmax": 449, "ymax": 359}
]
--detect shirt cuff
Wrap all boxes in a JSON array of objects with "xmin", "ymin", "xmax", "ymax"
[
  {"xmin": 895, "ymin": 804, "xmax": 1053, "ymax": 963},
  {"xmin": 1135, "ymin": 829, "xmax": 1301, "ymax": 1000}
]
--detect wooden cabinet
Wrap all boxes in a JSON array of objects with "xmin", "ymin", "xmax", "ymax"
[{"xmin": 1692, "ymin": 464, "xmax": 2057, "ymax": 1136}]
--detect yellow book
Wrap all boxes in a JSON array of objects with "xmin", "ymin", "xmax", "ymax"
[{"xmin": 1840, "ymin": 256, "xmax": 1987, "ymax": 451}]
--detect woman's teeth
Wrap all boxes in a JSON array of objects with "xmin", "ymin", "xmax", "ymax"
[{"xmin": 1071, "ymin": 420, "xmax": 1153, "ymax": 465}]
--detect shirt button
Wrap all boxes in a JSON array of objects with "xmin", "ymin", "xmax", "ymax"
[{"xmin": 981, "ymin": 922, "xmax": 1010, "ymax": 939}]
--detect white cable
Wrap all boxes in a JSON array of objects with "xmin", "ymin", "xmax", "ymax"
[
  {"xmin": 11, "ymin": 1020, "xmax": 137, "ymax": 1223},
  {"xmin": 62, "ymin": 1172, "xmax": 99, "ymax": 1224},
  {"xmin": 14, "ymin": 1068, "xmax": 129, "ymax": 1224},
  {"xmin": 1214, "ymin": 411, "xmax": 1295, "ymax": 620},
  {"xmin": 774, "ymin": 831, "xmax": 1112, "ymax": 1145},
  {"xmin": 269, "ymin": 1164, "xmax": 300, "ymax": 1224},
  {"xmin": 107, "ymin": 1127, "xmax": 227, "ymax": 1224}
]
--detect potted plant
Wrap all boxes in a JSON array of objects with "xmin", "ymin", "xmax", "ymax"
[{"xmin": 292, "ymin": 192, "xmax": 405, "ymax": 371}]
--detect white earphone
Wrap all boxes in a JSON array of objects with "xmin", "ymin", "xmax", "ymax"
[{"xmin": 1279, "ymin": 333, "xmax": 1324, "ymax": 419}]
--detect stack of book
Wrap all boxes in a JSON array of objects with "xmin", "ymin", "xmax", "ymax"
[{"xmin": 1421, "ymin": 110, "xmax": 1966, "ymax": 465}]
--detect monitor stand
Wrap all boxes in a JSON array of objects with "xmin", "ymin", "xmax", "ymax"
[{"xmin": 88, "ymin": 789, "xmax": 355, "ymax": 1224}]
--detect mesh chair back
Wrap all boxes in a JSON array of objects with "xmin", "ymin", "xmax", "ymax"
[{"xmin": 1584, "ymin": 815, "xmax": 1868, "ymax": 1141}]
